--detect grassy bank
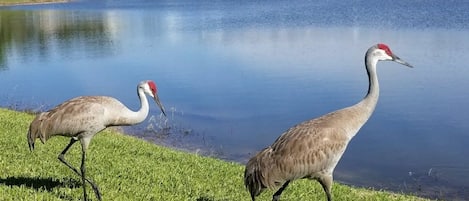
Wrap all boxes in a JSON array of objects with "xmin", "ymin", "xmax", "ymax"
[
  {"xmin": 0, "ymin": 0, "xmax": 67, "ymax": 6},
  {"xmin": 0, "ymin": 108, "xmax": 430, "ymax": 200}
]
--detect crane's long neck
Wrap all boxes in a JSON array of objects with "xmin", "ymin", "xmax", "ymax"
[
  {"xmin": 342, "ymin": 54, "xmax": 380, "ymax": 139},
  {"xmin": 117, "ymin": 88, "xmax": 150, "ymax": 125},
  {"xmin": 363, "ymin": 56, "xmax": 379, "ymax": 107},
  {"xmin": 356, "ymin": 54, "xmax": 380, "ymax": 121}
]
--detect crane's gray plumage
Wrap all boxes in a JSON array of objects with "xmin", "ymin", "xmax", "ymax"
[
  {"xmin": 27, "ymin": 80, "xmax": 166, "ymax": 201},
  {"xmin": 244, "ymin": 44, "xmax": 413, "ymax": 201}
]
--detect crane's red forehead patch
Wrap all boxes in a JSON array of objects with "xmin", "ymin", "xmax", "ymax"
[
  {"xmin": 148, "ymin": 81, "xmax": 157, "ymax": 94},
  {"xmin": 377, "ymin": 43, "xmax": 393, "ymax": 56}
]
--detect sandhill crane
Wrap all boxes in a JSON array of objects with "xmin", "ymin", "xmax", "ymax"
[
  {"xmin": 244, "ymin": 44, "xmax": 413, "ymax": 201},
  {"xmin": 27, "ymin": 80, "xmax": 166, "ymax": 201}
]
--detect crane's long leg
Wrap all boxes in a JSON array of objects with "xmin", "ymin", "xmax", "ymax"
[
  {"xmin": 272, "ymin": 180, "xmax": 290, "ymax": 201},
  {"xmin": 58, "ymin": 138, "xmax": 102, "ymax": 201},
  {"xmin": 317, "ymin": 175, "xmax": 333, "ymax": 201},
  {"xmin": 80, "ymin": 145, "xmax": 89, "ymax": 201}
]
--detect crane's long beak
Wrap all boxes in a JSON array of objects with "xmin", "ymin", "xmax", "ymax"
[
  {"xmin": 154, "ymin": 94, "xmax": 167, "ymax": 117},
  {"xmin": 392, "ymin": 54, "xmax": 413, "ymax": 68}
]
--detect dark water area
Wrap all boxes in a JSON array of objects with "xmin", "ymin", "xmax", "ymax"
[{"xmin": 1, "ymin": 1, "xmax": 469, "ymax": 200}]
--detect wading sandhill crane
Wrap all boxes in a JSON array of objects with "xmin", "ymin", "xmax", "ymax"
[
  {"xmin": 244, "ymin": 44, "xmax": 413, "ymax": 201},
  {"xmin": 27, "ymin": 80, "xmax": 166, "ymax": 201}
]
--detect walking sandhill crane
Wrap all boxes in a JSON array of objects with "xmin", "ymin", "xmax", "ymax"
[
  {"xmin": 244, "ymin": 44, "xmax": 413, "ymax": 201},
  {"xmin": 27, "ymin": 80, "xmax": 166, "ymax": 201}
]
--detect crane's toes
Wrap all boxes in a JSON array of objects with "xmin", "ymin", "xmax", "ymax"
[{"xmin": 90, "ymin": 184, "xmax": 102, "ymax": 201}]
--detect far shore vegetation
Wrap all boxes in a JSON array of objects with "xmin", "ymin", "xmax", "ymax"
[{"xmin": 0, "ymin": 0, "xmax": 67, "ymax": 6}]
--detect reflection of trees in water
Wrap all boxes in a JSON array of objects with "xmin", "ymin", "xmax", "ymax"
[{"xmin": 0, "ymin": 10, "xmax": 115, "ymax": 69}]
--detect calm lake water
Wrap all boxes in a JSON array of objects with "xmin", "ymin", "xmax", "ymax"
[{"xmin": 1, "ymin": 0, "xmax": 469, "ymax": 200}]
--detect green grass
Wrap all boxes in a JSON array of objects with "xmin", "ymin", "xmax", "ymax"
[{"xmin": 0, "ymin": 108, "xmax": 432, "ymax": 201}]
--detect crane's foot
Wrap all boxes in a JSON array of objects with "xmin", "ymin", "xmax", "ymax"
[
  {"xmin": 79, "ymin": 174, "xmax": 101, "ymax": 201},
  {"xmin": 90, "ymin": 183, "xmax": 102, "ymax": 201},
  {"xmin": 272, "ymin": 181, "xmax": 290, "ymax": 201},
  {"xmin": 272, "ymin": 195, "xmax": 280, "ymax": 201}
]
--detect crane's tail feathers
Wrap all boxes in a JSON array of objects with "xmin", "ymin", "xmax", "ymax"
[{"xmin": 244, "ymin": 157, "xmax": 266, "ymax": 200}]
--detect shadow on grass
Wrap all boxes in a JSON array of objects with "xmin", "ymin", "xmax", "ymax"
[
  {"xmin": 0, "ymin": 176, "xmax": 81, "ymax": 191},
  {"xmin": 196, "ymin": 197, "xmax": 215, "ymax": 201}
]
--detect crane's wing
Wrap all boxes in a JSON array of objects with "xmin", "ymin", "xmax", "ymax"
[{"xmin": 27, "ymin": 96, "xmax": 118, "ymax": 150}]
